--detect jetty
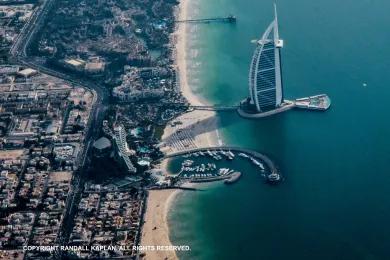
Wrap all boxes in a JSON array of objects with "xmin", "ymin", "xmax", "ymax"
[{"xmin": 176, "ymin": 15, "xmax": 236, "ymax": 24}]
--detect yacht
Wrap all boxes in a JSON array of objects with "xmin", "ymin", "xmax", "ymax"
[
  {"xmin": 227, "ymin": 151, "xmax": 235, "ymax": 158},
  {"xmin": 238, "ymin": 153, "xmax": 249, "ymax": 158},
  {"xmin": 182, "ymin": 160, "xmax": 194, "ymax": 167}
]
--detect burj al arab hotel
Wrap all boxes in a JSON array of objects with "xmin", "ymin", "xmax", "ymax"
[
  {"xmin": 238, "ymin": 5, "xmax": 331, "ymax": 118},
  {"xmin": 248, "ymin": 5, "xmax": 284, "ymax": 112}
]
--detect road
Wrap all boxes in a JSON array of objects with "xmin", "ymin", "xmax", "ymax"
[{"xmin": 10, "ymin": 0, "xmax": 55, "ymax": 57}]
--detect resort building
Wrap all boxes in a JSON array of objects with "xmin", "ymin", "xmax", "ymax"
[
  {"xmin": 113, "ymin": 125, "xmax": 137, "ymax": 174},
  {"xmin": 248, "ymin": 5, "xmax": 284, "ymax": 112}
]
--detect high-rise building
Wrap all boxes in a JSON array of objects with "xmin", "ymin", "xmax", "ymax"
[
  {"xmin": 113, "ymin": 125, "xmax": 137, "ymax": 174},
  {"xmin": 248, "ymin": 5, "xmax": 284, "ymax": 112}
]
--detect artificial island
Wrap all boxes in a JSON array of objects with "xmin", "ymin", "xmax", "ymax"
[{"xmin": 238, "ymin": 5, "xmax": 331, "ymax": 118}]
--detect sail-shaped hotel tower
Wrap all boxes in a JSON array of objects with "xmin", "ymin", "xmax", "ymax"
[
  {"xmin": 248, "ymin": 5, "xmax": 284, "ymax": 112},
  {"xmin": 239, "ymin": 5, "xmax": 331, "ymax": 118}
]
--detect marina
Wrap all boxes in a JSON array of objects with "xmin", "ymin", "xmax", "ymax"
[{"xmin": 163, "ymin": 147, "xmax": 281, "ymax": 184}]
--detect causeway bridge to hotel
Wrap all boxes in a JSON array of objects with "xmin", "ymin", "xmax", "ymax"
[
  {"xmin": 187, "ymin": 94, "xmax": 331, "ymax": 114},
  {"xmin": 161, "ymin": 146, "xmax": 279, "ymax": 175},
  {"xmin": 189, "ymin": 105, "xmax": 238, "ymax": 111}
]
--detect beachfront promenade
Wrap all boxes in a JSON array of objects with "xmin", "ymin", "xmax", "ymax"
[{"xmin": 161, "ymin": 146, "xmax": 279, "ymax": 175}]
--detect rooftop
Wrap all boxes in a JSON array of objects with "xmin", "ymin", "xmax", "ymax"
[{"xmin": 93, "ymin": 137, "xmax": 112, "ymax": 150}]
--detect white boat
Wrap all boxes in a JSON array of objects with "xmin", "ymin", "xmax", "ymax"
[
  {"xmin": 238, "ymin": 153, "xmax": 249, "ymax": 158},
  {"xmin": 256, "ymin": 162, "xmax": 265, "ymax": 170},
  {"xmin": 251, "ymin": 158, "xmax": 264, "ymax": 168},
  {"xmin": 227, "ymin": 151, "xmax": 235, "ymax": 157},
  {"xmin": 219, "ymin": 168, "xmax": 230, "ymax": 175},
  {"xmin": 182, "ymin": 160, "xmax": 194, "ymax": 167}
]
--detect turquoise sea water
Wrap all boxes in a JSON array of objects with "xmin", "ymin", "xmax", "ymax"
[{"xmin": 169, "ymin": 0, "xmax": 390, "ymax": 259}]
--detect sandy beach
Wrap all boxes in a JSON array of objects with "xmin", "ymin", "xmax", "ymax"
[
  {"xmin": 161, "ymin": 0, "xmax": 222, "ymax": 154},
  {"xmin": 141, "ymin": 1, "xmax": 221, "ymax": 259},
  {"xmin": 175, "ymin": 0, "xmax": 202, "ymax": 107},
  {"xmin": 140, "ymin": 190, "xmax": 180, "ymax": 260}
]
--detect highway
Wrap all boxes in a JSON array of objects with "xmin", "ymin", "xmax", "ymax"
[{"xmin": 10, "ymin": 0, "xmax": 55, "ymax": 57}]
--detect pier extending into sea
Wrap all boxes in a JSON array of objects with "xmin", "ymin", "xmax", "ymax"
[{"xmin": 176, "ymin": 15, "xmax": 236, "ymax": 24}]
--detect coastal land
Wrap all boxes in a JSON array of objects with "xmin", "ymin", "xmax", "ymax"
[
  {"xmin": 141, "ymin": 0, "xmax": 222, "ymax": 258},
  {"xmin": 140, "ymin": 189, "xmax": 180, "ymax": 260},
  {"xmin": 162, "ymin": 0, "xmax": 221, "ymax": 155}
]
